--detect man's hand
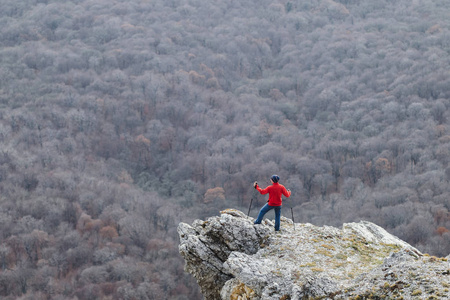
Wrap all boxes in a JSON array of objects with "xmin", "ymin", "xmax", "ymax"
[{"xmin": 253, "ymin": 181, "xmax": 258, "ymax": 189}]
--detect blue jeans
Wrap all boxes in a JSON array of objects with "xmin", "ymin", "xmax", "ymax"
[{"xmin": 254, "ymin": 203, "xmax": 281, "ymax": 231}]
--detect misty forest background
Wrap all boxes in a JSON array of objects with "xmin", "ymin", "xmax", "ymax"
[{"xmin": 1, "ymin": 0, "xmax": 450, "ymax": 299}]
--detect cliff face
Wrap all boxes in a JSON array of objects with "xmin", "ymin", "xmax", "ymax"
[{"xmin": 178, "ymin": 209, "xmax": 450, "ymax": 300}]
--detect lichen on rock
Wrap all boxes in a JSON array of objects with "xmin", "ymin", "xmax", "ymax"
[{"xmin": 178, "ymin": 209, "xmax": 449, "ymax": 300}]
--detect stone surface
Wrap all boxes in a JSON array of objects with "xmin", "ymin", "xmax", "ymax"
[{"xmin": 178, "ymin": 209, "xmax": 450, "ymax": 300}]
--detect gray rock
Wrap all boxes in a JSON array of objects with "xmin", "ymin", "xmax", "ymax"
[
  {"xmin": 178, "ymin": 209, "xmax": 450, "ymax": 300},
  {"xmin": 178, "ymin": 209, "xmax": 271, "ymax": 299}
]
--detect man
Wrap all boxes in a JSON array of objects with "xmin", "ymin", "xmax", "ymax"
[{"xmin": 253, "ymin": 174, "xmax": 291, "ymax": 231}]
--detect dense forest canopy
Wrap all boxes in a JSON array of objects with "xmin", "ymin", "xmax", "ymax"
[{"xmin": 0, "ymin": 0, "xmax": 449, "ymax": 299}]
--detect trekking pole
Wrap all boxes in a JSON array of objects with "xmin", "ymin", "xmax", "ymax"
[
  {"xmin": 248, "ymin": 182, "xmax": 258, "ymax": 217},
  {"xmin": 247, "ymin": 198, "xmax": 253, "ymax": 217},
  {"xmin": 291, "ymin": 207, "xmax": 295, "ymax": 230}
]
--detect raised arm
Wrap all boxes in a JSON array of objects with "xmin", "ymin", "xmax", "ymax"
[
  {"xmin": 282, "ymin": 186, "xmax": 291, "ymax": 198},
  {"xmin": 254, "ymin": 182, "xmax": 269, "ymax": 195}
]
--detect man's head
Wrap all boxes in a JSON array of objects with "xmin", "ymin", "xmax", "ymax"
[{"xmin": 271, "ymin": 175, "xmax": 280, "ymax": 183}]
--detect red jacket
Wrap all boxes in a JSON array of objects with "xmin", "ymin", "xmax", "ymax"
[{"xmin": 256, "ymin": 182, "xmax": 291, "ymax": 206}]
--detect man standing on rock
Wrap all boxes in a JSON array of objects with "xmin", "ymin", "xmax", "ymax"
[{"xmin": 253, "ymin": 175, "xmax": 291, "ymax": 231}]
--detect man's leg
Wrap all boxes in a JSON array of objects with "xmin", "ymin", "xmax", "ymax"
[
  {"xmin": 254, "ymin": 203, "xmax": 272, "ymax": 224},
  {"xmin": 274, "ymin": 206, "xmax": 281, "ymax": 231}
]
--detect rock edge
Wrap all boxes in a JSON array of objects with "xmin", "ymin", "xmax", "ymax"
[{"xmin": 178, "ymin": 209, "xmax": 449, "ymax": 300}]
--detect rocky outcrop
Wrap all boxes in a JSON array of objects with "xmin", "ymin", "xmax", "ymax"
[{"xmin": 178, "ymin": 209, "xmax": 450, "ymax": 300}]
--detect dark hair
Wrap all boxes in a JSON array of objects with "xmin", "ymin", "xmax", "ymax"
[{"xmin": 271, "ymin": 175, "xmax": 280, "ymax": 183}]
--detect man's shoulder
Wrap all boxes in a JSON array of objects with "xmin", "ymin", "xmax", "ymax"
[{"xmin": 274, "ymin": 184, "xmax": 286, "ymax": 191}]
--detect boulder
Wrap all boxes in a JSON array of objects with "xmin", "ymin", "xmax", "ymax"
[{"xmin": 178, "ymin": 209, "xmax": 449, "ymax": 299}]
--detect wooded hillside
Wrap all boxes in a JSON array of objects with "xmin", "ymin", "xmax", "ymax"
[{"xmin": 0, "ymin": 0, "xmax": 449, "ymax": 299}]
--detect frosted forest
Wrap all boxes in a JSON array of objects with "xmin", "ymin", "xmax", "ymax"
[{"xmin": 0, "ymin": 0, "xmax": 449, "ymax": 299}]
